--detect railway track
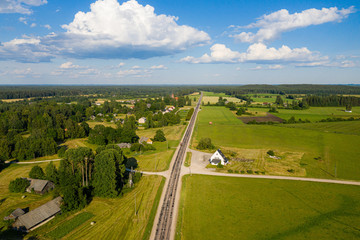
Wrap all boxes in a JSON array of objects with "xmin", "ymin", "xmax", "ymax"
[{"xmin": 154, "ymin": 93, "xmax": 202, "ymax": 240}]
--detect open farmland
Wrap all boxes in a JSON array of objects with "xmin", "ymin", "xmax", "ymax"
[
  {"xmin": 24, "ymin": 175, "xmax": 165, "ymax": 240},
  {"xmin": 248, "ymin": 106, "xmax": 360, "ymax": 122},
  {"xmin": 176, "ymin": 175, "xmax": 360, "ymax": 240},
  {"xmin": 192, "ymin": 106, "xmax": 360, "ymax": 180}
]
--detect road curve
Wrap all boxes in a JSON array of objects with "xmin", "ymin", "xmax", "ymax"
[{"xmin": 152, "ymin": 93, "xmax": 202, "ymax": 240}]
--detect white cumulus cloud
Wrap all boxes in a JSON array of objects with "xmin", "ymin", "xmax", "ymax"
[
  {"xmin": 59, "ymin": 62, "xmax": 81, "ymax": 69},
  {"xmin": 150, "ymin": 65, "xmax": 167, "ymax": 70},
  {"xmin": 231, "ymin": 6, "xmax": 355, "ymax": 43},
  {"xmin": 0, "ymin": 0, "xmax": 47, "ymax": 14},
  {"xmin": 0, "ymin": 0, "xmax": 210, "ymax": 62},
  {"xmin": 181, "ymin": 43, "xmax": 326, "ymax": 64}
]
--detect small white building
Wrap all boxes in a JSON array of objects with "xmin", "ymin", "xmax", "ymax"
[
  {"xmin": 138, "ymin": 117, "xmax": 146, "ymax": 124},
  {"xmin": 209, "ymin": 149, "xmax": 228, "ymax": 165}
]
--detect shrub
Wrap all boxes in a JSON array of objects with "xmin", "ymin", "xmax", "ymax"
[
  {"xmin": 217, "ymin": 163, "xmax": 223, "ymax": 168},
  {"xmin": 29, "ymin": 166, "xmax": 46, "ymax": 179},
  {"xmin": 133, "ymin": 172, "xmax": 142, "ymax": 184},
  {"xmin": 240, "ymin": 170, "xmax": 245, "ymax": 174},
  {"xmin": 247, "ymin": 170, "xmax": 253, "ymax": 174},
  {"xmin": 153, "ymin": 130, "xmax": 166, "ymax": 142},
  {"xmin": 9, "ymin": 178, "xmax": 29, "ymax": 193},
  {"xmin": 234, "ymin": 170, "xmax": 239, "ymax": 173},
  {"xmin": 254, "ymin": 171, "xmax": 260, "ymax": 174},
  {"xmin": 267, "ymin": 150, "xmax": 275, "ymax": 156},
  {"xmin": 227, "ymin": 169, "xmax": 233, "ymax": 173},
  {"xmin": 261, "ymin": 171, "xmax": 266, "ymax": 175},
  {"xmin": 57, "ymin": 146, "xmax": 67, "ymax": 158},
  {"xmin": 287, "ymin": 169, "xmax": 295, "ymax": 173},
  {"xmin": 197, "ymin": 138, "xmax": 215, "ymax": 150}
]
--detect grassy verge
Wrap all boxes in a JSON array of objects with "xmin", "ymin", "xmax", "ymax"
[
  {"xmin": 184, "ymin": 152, "xmax": 192, "ymax": 167},
  {"xmin": 142, "ymin": 177, "xmax": 165, "ymax": 240},
  {"xmin": 177, "ymin": 174, "xmax": 360, "ymax": 240},
  {"xmin": 47, "ymin": 212, "xmax": 95, "ymax": 239}
]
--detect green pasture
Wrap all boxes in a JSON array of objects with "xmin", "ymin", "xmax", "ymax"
[
  {"xmin": 176, "ymin": 175, "xmax": 360, "ymax": 240},
  {"xmin": 248, "ymin": 106, "xmax": 360, "ymax": 122},
  {"xmin": 280, "ymin": 121, "xmax": 360, "ymax": 136},
  {"xmin": 192, "ymin": 106, "xmax": 360, "ymax": 180}
]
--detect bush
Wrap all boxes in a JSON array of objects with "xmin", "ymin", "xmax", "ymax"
[
  {"xmin": 227, "ymin": 169, "xmax": 233, "ymax": 173},
  {"xmin": 234, "ymin": 170, "xmax": 239, "ymax": 173},
  {"xmin": 240, "ymin": 170, "xmax": 245, "ymax": 174},
  {"xmin": 9, "ymin": 178, "xmax": 29, "ymax": 193},
  {"xmin": 254, "ymin": 171, "xmax": 260, "ymax": 174},
  {"xmin": 58, "ymin": 146, "xmax": 67, "ymax": 158},
  {"xmin": 246, "ymin": 170, "xmax": 253, "ymax": 174},
  {"xmin": 133, "ymin": 172, "xmax": 142, "ymax": 184},
  {"xmin": 153, "ymin": 130, "xmax": 166, "ymax": 142},
  {"xmin": 196, "ymin": 138, "xmax": 215, "ymax": 150},
  {"xmin": 287, "ymin": 169, "xmax": 295, "ymax": 173},
  {"xmin": 29, "ymin": 166, "xmax": 46, "ymax": 179},
  {"xmin": 217, "ymin": 163, "xmax": 224, "ymax": 168},
  {"xmin": 267, "ymin": 150, "xmax": 275, "ymax": 156}
]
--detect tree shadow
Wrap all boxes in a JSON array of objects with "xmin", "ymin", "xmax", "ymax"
[{"xmin": 265, "ymin": 194, "xmax": 360, "ymax": 240}]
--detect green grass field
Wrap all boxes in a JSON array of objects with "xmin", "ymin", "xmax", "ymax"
[
  {"xmin": 131, "ymin": 125, "xmax": 186, "ymax": 171},
  {"xmin": 248, "ymin": 106, "xmax": 360, "ymax": 122},
  {"xmin": 279, "ymin": 121, "xmax": 360, "ymax": 135},
  {"xmin": 192, "ymin": 106, "xmax": 360, "ymax": 180},
  {"xmin": 25, "ymin": 175, "xmax": 164, "ymax": 240},
  {"xmin": 176, "ymin": 175, "xmax": 360, "ymax": 240}
]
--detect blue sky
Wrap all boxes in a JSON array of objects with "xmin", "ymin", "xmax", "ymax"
[{"xmin": 0, "ymin": 0, "xmax": 359, "ymax": 84}]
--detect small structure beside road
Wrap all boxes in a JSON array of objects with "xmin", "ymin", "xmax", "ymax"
[{"xmin": 209, "ymin": 149, "xmax": 228, "ymax": 165}]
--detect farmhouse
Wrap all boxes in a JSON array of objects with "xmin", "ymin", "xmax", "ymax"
[
  {"xmin": 209, "ymin": 149, "xmax": 228, "ymax": 165},
  {"xmin": 13, "ymin": 197, "xmax": 62, "ymax": 232},
  {"xmin": 139, "ymin": 136, "xmax": 153, "ymax": 144},
  {"xmin": 117, "ymin": 143, "xmax": 131, "ymax": 148},
  {"xmin": 138, "ymin": 117, "xmax": 146, "ymax": 124},
  {"xmin": 26, "ymin": 179, "xmax": 55, "ymax": 195}
]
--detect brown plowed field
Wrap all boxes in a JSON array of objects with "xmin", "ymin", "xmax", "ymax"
[{"xmin": 239, "ymin": 113, "xmax": 284, "ymax": 124}]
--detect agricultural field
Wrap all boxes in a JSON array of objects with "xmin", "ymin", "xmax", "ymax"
[
  {"xmin": 248, "ymin": 106, "xmax": 360, "ymax": 122},
  {"xmin": 192, "ymin": 106, "xmax": 360, "ymax": 180},
  {"xmin": 86, "ymin": 120, "xmax": 118, "ymax": 129},
  {"xmin": 176, "ymin": 175, "xmax": 360, "ymax": 240},
  {"xmin": 130, "ymin": 124, "xmax": 186, "ymax": 171},
  {"xmin": 62, "ymin": 138, "xmax": 99, "ymax": 151},
  {"xmin": 201, "ymin": 92, "xmax": 241, "ymax": 105},
  {"xmin": 279, "ymin": 121, "xmax": 360, "ymax": 135},
  {"xmin": 246, "ymin": 93, "xmax": 286, "ymax": 103},
  {"xmin": 23, "ymin": 175, "xmax": 165, "ymax": 240}
]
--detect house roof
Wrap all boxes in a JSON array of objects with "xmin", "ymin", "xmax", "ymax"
[
  {"xmin": 11, "ymin": 208, "xmax": 25, "ymax": 218},
  {"xmin": 216, "ymin": 149, "xmax": 228, "ymax": 162},
  {"xmin": 27, "ymin": 179, "xmax": 51, "ymax": 192},
  {"xmin": 139, "ymin": 136, "xmax": 149, "ymax": 143},
  {"xmin": 117, "ymin": 143, "xmax": 131, "ymax": 148},
  {"xmin": 17, "ymin": 197, "xmax": 62, "ymax": 230}
]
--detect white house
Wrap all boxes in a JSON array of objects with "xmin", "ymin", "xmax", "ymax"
[
  {"xmin": 138, "ymin": 117, "xmax": 146, "ymax": 124},
  {"xmin": 209, "ymin": 149, "xmax": 228, "ymax": 165}
]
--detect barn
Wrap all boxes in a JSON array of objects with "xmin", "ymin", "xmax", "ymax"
[
  {"xmin": 26, "ymin": 179, "xmax": 55, "ymax": 195},
  {"xmin": 209, "ymin": 149, "xmax": 228, "ymax": 165},
  {"xmin": 13, "ymin": 197, "xmax": 62, "ymax": 232}
]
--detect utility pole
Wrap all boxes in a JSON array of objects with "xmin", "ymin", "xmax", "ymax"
[{"xmin": 134, "ymin": 192, "xmax": 137, "ymax": 216}]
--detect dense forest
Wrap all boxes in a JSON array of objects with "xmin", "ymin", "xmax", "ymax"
[{"xmin": 1, "ymin": 84, "xmax": 360, "ymax": 100}]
